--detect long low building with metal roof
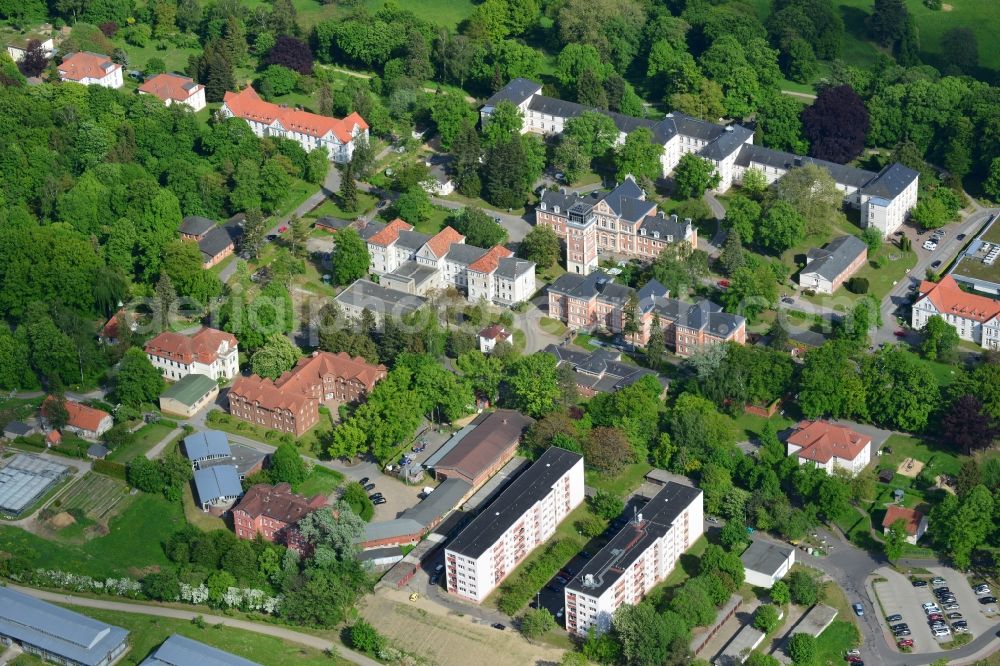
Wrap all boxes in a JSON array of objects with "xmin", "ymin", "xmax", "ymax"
[
  {"xmin": 444, "ymin": 447, "xmax": 584, "ymax": 603},
  {"xmin": 140, "ymin": 634, "xmax": 261, "ymax": 666},
  {"xmin": 0, "ymin": 586, "xmax": 129, "ymax": 666},
  {"xmin": 0, "ymin": 453, "xmax": 71, "ymax": 517}
]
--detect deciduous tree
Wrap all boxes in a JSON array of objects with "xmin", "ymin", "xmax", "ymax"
[
  {"xmin": 331, "ymin": 228, "xmax": 370, "ymax": 285},
  {"xmin": 673, "ymin": 154, "xmax": 720, "ymax": 199},
  {"xmin": 802, "ymin": 85, "xmax": 868, "ymax": 163},
  {"xmin": 113, "ymin": 347, "xmax": 165, "ymax": 406}
]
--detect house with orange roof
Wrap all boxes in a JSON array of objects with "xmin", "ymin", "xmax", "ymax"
[
  {"xmin": 138, "ymin": 72, "xmax": 206, "ymax": 111},
  {"xmin": 220, "ymin": 86, "xmax": 368, "ymax": 163},
  {"xmin": 882, "ymin": 505, "xmax": 928, "ymax": 545},
  {"xmin": 57, "ymin": 51, "xmax": 122, "ymax": 88},
  {"xmin": 363, "ymin": 220, "xmax": 535, "ymax": 305},
  {"xmin": 911, "ymin": 275, "xmax": 1000, "ymax": 350},
  {"xmin": 786, "ymin": 420, "xmax": 872, "ymax": 476},
  {"xmin": 144, "ymin": 327, "xmax": 239, "ymax": 382},
  {"xmin": 228, "ymin": 351, "xmax": 386, "ymax": 436},
  {"xmin": 42, "ymin": 397, "xmax": 113, "ymax": 441}
]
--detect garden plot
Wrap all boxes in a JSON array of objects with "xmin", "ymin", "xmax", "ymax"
[{"xmin": 53, "ymin": 473, "xmax": 131, "ymax": 529}]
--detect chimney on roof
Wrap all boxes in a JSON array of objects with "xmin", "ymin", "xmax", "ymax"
[{"xmin": 671, "ymin": 214, "xmax": 678, "ymax": 224}]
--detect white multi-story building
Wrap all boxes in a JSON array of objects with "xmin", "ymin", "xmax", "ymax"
[
  {"xmin": 912, "ymin": 275, "xmax": 1000, "ymax": 350},
  {"xmin": 564, "ymin": 482, "xmax": 703, "ymax": 636},
  {"xmin": 57, "ymin": 51, "xmax": 123, "ymax": 88},
  {"xmin": 445, "ymin": 447, "xmax": 585, "ymax": 603},
  {"xmin": 363, "ymin": 219, "xmax": 536, "ymax": 306},
  {"xmin": 144, "ymin": 327, "xmax": 240, "ymax": 382},
  {"xmin": 138, "ymin": 72, "xmax": 207, "ymax": 111},
  {"xmin": 485, "ymin": 79, "xmax": 919, "ymax": 236},
  {"xmin": 785, "ymin": 420, "xmax": 872, "ymax": 477},
  {"xmin": 6, "ymin": 34, "xmax": 55, "ymax": 62},
  {"xmin": 220, "ymin": 86, "xmax": 368, "ymax": 163}
]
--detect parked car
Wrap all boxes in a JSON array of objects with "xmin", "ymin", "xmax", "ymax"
[
  {"xmin": 369, "ymin": 493, "xmax": 383, "ymax": 501},
  {"xmin": 943, "ymin": 603, "xmax": 961, "ymax": 611},
  {"xmin": 931, "ymin": 260, "xmax": 942, "ymax": 268},
  {"xmin": 957, "ymin": 233, "xmax": 966, "ymax": 240},
  {"xmin": 895, "ymin": 330, "xmax": 908, "ymax": 338},
  {"xmin": 932, "ymin": 628, "xmax": 951, "ymax": 638},
  {"xmin": 429, "ymin": 574, "xmax": 439, "ymax": 585},
  {"xmin": 886, "ymin": 614, "xmax": 903, "ymax": 623},
  {"xmin": 894, "ymin": 629, "xmax": 911, "ymax": 637},
  {"xmin": 491, "ymin": 623, "xmax": 506, "ymax": 631},
  {"xmin": 556, "ymin": 607, "xmax": 565, "ymax": 619},
  {"xmin": 846, "ymin": 649, "xmax": 861, "ymax": 657},
  {"xmin": 781, "ymin": 296, "xmax": 795, "ymax": 304},
  {"xmin": 947, "ymin": 612, "xmax": 963, "ymax": 620},
  {"xmin": 852, "ymin": 603, "xmax": 864, "ymax": 616},
  {"xmin": 891, "ymin": 623, "xmax": 909, "ymax": 632},
  {"xmin": 934, "ymin": 586, "xmax": 951, "ymax": 594},
  {"xmin": 373, "ymin": 498, "xmax": 386, "ymax": 505},
  {"xmin": 927, "ymin": 613, "xmax": 943, "ymax": 622},
  {"xmin": 975, "ymin": 585, "xmax": 992, "ymax": 595},
  {"xmin": 980, "ymin": 596, "xmax": 997, "ymax": 604},
  {"xmin": 953, "ymin": 620, "xmax": 968, "ymax": 628},
  {"xmin": 846, "ymin": 657, "xmax": 862, "ymax": 664},
  {"xmin": 931, "ymin": 577, "xmax": 947, "ymax": 585},
  {"xmin": 434, "ymin": 563, "xmax": 444, "ymax": 573},
  {"xmin": 266, "ymin": 234, "xmax": 278, "ymax": 241},
  {"xmin": 922, "ymin": 601, "xmax": 939, "ymax": 609},
  {"xmin": 364, "ymin": 483, "xmax": 376, "ymax": 491},
  {"xmin": 896, "ymin": 639, "xmax": 914, "ymax": 648},
  {"xmin": 359, "ymin": 477, "xmax": 370, "ymax": 486}
]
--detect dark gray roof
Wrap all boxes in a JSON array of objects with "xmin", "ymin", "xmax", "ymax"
[
  {"xmin": 183, "ymin": 430, "xmax": 231, "ymax": 461},
  {"xmin": 637, "ymin": 279, "xmax": 669, "ymax": 313},
  {"xmin": 316, "ymin": 216, "xmax": 352, "ymax": 231},
  {"xmin": 87, "ymin": 444, "xmax": 108, "ymax": 458},
  {"xmin": 638, "ymin": 213, "xmax": 691, "ymax": 241},
  {"xmin": 740, "ymin": 539, "xmax": 795, "ymax": 576},
  {"xmin": 447, "ymin": 447, "xmax": 582, "ymax": 558},
  {"xmin": 671, "ymin": 112, "xmax": 726, "ymax": 142},
  {"xmin": 652, "ymin": 297, "xmax": 745, "ymax": 337},
  {"xmin": 539, "ymin": 189, "xmax": 599, "ymax": 218},
  {"xmin": 0, "ymin": 586, "xmax": 129, "ymax": 666},
  {"xmin": 198, "ymin": 226, "xmax": 234, "ymax": 260},
  {"xmin": 361, "ymin": 518, "xmax": 425, "ymax": 543},
  {"xmin": 527, "ymin": 95, "xmax": 660, "ymax": 138},
  {"xmin": 359, "ymin": 220, "xmax": 385, "ymax": 240},
  {"xmin": 736, "ymin": 144, "xmax": 876, "ymax": 189},
  {"xmin": 445, "ymin": 243, "xmax": 489, "ymax": 266},
  {"xmin": 180, "ymin": 215, "xmax": 215, "ymax": 236},
  {"xmin": 334, "ymin": 279, "xmax": 428, "ymax": 317},
  {"xmin": 140, "ymin": 634, "xmax": 261, "ymax": 666},
  {"xmin": 484, "ymin": 78, "xmax": 542, "ymax": 109},
  {"xmin": 548, "ymin": 271, "xmax": 635, "ymax": 305},
  {"xmin": 385, "ymin": 260, "xmax": 438, "ymax": 288},
  {"xmin": 199, "ymin": 443, "xmax": 267, "ymax": 479},
  {"xmin": 3, "ymin": 421, "xmax": 32, "ymax": 437},
  {"xmin": 601, "ymin": 178, "xmax": 646, "ymax": 217},
  {"xmin": 543, "ymin": 345, "xmax": 662, "ymax": 393},
  {"xmin": 495, "ymin": 257, "xmax": 535, "ymax": 280},
  {"xmin": 698, "ymin": 125, "xmax": 754, "ymax": 161},
  {"xmin": 862, "ymin": 162, "xmax": 919, "ymax": 199},
  {"xmin": 801, "ymin": 235, "xmax": 867, "ymax": 282},
  {"xmin": 567, "ymin": 482, "xmax": 702, "ymax": 597},
  {"xmin": 399, "ymin": 476, "xmax": 471, "ymax": 527},
  {"xmin": 396, "ymin": 230, "xmax": 431, "ymax": 251},
  {"xmin": 193, "ymin": 465, "xmax": 242, "ymax": 505}
]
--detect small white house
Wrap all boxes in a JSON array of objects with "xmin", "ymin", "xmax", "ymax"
[
  {"xmin": 58, "ymin": 52, "xmax": 123, "ymax": 88},
  {"xmin": 478, "ymin": 324, "xmax": 511, "ymax": 353},
  {"xmin": 741, "ymin": 540, "xmax": 796, "ymax": 589}
]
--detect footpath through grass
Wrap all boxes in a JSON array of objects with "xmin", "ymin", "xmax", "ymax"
[{"xmin": 58, "ymin": 605, "xmax": 351, "ymax": 665}]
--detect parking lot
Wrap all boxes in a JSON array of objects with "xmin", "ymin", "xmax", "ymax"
[
  {"xmin": 873, "ymin": 566, "xmax": 1000, "ymax": 654},
  {"xmin": 873, "ymin": 569, "xmax": 940, "ymax": 653}
]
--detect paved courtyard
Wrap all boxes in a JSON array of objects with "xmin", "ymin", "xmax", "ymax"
[{"xmin": 873, "ymin": 568, "xmax": 941, "ymax": 654}]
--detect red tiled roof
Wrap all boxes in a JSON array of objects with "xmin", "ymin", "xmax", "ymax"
[
  {"xmin": 43, "ymin": 397, "xmax": 110, "ymax": 433},
  {"xmin": 138, "ymin": 72, "xmax": 203, "ymax": 103},
  {"xmin": 468, "ymin": 245, "xmax": 513, "ymax": 274},
  {"xmin": 787, "ymin": 420, "xmax": 871, "ymax": 464},
  {"xmin": 426, "ymin": 226, "xmax": 465, "ymax": 258},
  {"xmin": 46, "ymin": 430, "xmax": 62, "ymax": 445},
  {"xmin": 917, "ymin": 276, "xmax": 1000, "ymax": 324},
  {"xmin": 366, "ymin": 218, "xmax": 413, "ymax": 247},
  {"xmin": 230, "ymin": 375, "xmax": 312, "ymax": 414},
  {"xmin": 58, "ymin": 51, "xmax": 119, "ymax": 81},
  {"xmin": 478, "ymin": 324, "xmax": 510, "ymax": 342},
  {"xmin": 274, "ymin": 351, "xmax": 387, "ymax": 395},
  {"xmin": 882, "ymin": 505, "xmax": 924, "ymax": 535},
  {"xmin": 100, "ymin": 308, "xmax": 133, "ymax": 340},
  {"xmin": 144, "ymin": 327, "xmax": 238, "ymax": 365},
  {"xmin": 222, "ymin": 87, "xmax": 368, "ymax": 143},
  {"xmin": 233, "ymin": 483, "xmax": 327, "ymax": 524}
]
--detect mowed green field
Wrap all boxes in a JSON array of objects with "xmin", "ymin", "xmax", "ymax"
[
  {"xmin": 242, "ymin": 0, "xmax": 476, "ymax": 29},
  {"xmin": 745, "ymin": 0, "xmax": 1000, "ymax": 72}
]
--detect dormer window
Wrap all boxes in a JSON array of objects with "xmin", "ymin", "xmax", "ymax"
[
  {"xmin": 640, "ymin": 228, "xmax": 646, "ymax": 236},
  {"xmin": 554, "ymin": 206, "xmax": 560, "ymax": 214},
  {"xmin": 652, "ymin": 231, "xmax": 660, "ymax": 239},
  {"xmin": 540, "ymin": 202, "xmax": 547, "ymax": 211},
  {"xmin": 667, "ymin": 235, "xmax": 673, "ymax": 242}
]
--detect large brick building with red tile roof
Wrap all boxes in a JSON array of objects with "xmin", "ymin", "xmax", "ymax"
[
  {"xmin": 228, "ymin": 351, "xmax": 387, "ymax": 437},
  {"xmin": 220, "ymin": 86, "xmax": 368, "ymax": 163},
  {"xmin": 145, "ymin": 327, "xmax": 240, "ymax": 381},
  {"xmin": 786, "ymin": 420, "xmax": 872, "ymax": 477},
  {"xmin": 912, "ymin": 275, "xmax": 1000, "ymax": 351},
  {"xmin": 232, "ymin": 482, "xmax": 327, "ymax": 551}
]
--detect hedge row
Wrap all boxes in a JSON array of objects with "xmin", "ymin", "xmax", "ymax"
[
  {"xmin": 93, "ymin": 459, "xmax": 127, "ymax": 480},
  {"xmin": 496, "ymin": 539, "xmax": 580, "ymax": 615}
]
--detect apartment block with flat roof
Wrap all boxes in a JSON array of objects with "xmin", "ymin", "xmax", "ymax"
[
  {"xmin": 445, "ymin": 447, "xmax": 585, "ymax": 603},
  {"xmin": 564, "ymin": 482, "xmax": 703, "ymax": 636}
]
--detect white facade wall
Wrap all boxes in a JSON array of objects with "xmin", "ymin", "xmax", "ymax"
[
  {"xmin": 862, "ymin": 178, "xmax": 918, "ymax": 235},
  {"xmin": 799, "ymin": 270, "xmax": 834, "ymax": 295},
  {"xmin": 787, "ymin": 441, "xmax": 871, "ymax": 476},
  {"xmin": 148, "ymin": 345, "xmax": 239, "ymax": 382},
  {"xmin": 445, "ymin": 458, "xmax": 585, "ymax": 603},
  {"xmin": 218, "ymin": 105, "xmax": 366, "ymax": 163},
  {"xmin": 64, "ymin": 65, "xmax": 123, "ymax": 89},
  {"xmin": 744, "ymin": 550, "xmax": 795, "ymax": 589},
  {"xmin": 7, "ymin": 38, "xmax": 55, "ymax": 62},
  {"xmin": 566, "ymin": 492, "xmax": 703, "ymax": 636},
  {"xmin": 912, "ymin": 295, "xmax": 1000, "ymax": 350}
]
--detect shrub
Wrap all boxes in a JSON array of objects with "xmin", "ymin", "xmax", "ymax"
[
  {"xmin": 497, "ymin": 539, "xmax": 580, "ymax": 615},
  {"xmin": 845, "ymin": 277, "xmax": 869, "ymax": 294},
  {"xmin": 123, "ymin": 23, "xmax": 151, "ymax": 47},
  {"xmin": 99, "ymin": 22, "xmax": 118, "ymax": 38},
  {"xmin": 350, "ymin": 620, "xmax": 385, "ymax": 654},
  {"xmin": 158, "ymin": 418, "xmax": 178, "ymax": 428},
  {"xmin": 754, "ymin": 604, "xmax": 781, "ymax": 633},
  {"xmin": 520, "ymin": 608, "xmax": 556, "ymax": 638},
  {"xmin": 93, "ymin": 459, "xmax": 127, "ymax": 480}
]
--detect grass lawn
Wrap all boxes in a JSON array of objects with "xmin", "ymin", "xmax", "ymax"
[
  {"xmin": 912, "ymin": 354, "xmax": 962, "ymax": 388},
  {"xmin": 876, "ymin": 433, "xmax": 965, "ymax": 480},
  {"xmin": 850, "ymin": 248, "xmax": 918, "ymax": 301},
  {"xmin": 411, "ymin": 206, "xmax": 454, "ymax": 235},
  {"xmin": 539, "ymin": 317, "xmax": 567, "ymax": 337},
  {"xmin": 182, "ymin": 482, "xmax": 228, "ymax": 532},
  {"xmin": 59, "ymin": 605, "xmax": 350, "ymax": 665},
  {"xmin": 274, "ymin": 179, "xmax": 321, "ymax": 219},
  {"xmin": 731, "ymin": 411, "xmax": 797, "ymax": 441},
  {"xmin": 108, "ymin": 423, "xmax": 175, "ymax": 464},
  {"xmin": 585, "ymin": 463, "xmax": 654, "ymax": 497},
  {"xmin": 0, "ymin": 396, "xmax": 42, "ymax": 428},
  {"xmin": 294, "ymin": 467, "xmax": 344, "ymax": 497},
  {"xmin": 244, "ymin": 0, "xmax": 476, "ymax": 30},
  {"xmin": 512, "ymin": 328, "xmax": 527, "ymax": 353},
  {"xmin": 306, "ymin": 192, "xmax": 378, "ymax": 221},
  {"xmin": 205, "ymin": 410, "xmax": 331, "ymax": 459},
  {"xmin": 814, "ymin": 620, "xmax": 862, "ymax": 665},
  {"xmin": 536, "ymin": 262, "xmax": 566, "ymax": 285},
  {"xmin": 0, "ymin": 493, "xmax": 182, "ymax": 579}
]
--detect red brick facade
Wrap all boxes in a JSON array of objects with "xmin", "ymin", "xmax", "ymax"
[{"xmin": 232, "ymin": 483, "xmax": 327, "ymax": 552}]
